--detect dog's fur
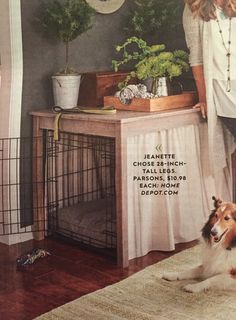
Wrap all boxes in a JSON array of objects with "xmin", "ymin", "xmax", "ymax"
[{"xmin": 162, "ymin": 196, "xmax": 236, "ymax": 292}]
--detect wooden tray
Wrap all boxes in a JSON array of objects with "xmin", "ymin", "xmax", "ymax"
[{"xmin": 104, "ymin": 91, "xmax": 197, "ymax": 112}]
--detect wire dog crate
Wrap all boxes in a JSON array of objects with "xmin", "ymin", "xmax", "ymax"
[
  {"xmin": 45, "ymin": 131, "xmax": 116, "ymax": 250},
  {"xmin": 0, "ymin": 133, "xmax": 117, "ymax": 254}
]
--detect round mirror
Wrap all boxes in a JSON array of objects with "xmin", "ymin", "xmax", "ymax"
[{"xmin": 86, "ymin": 0, "xmax": 125, "ymax": 14}]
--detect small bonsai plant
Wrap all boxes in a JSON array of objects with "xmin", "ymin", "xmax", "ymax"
[
  {"xmin": 125, "ymin": 0, "xmax": 184, "ymax": 39},
  {"xmin": 112, "ymin": 37, "xmax": 189, "ymax": 95},
  {"xmin": 112, "ymin": 37, "xmax": 165, "ymax": 72},
  {"xmin": 36, "ymin": 0, "xmax": 95, "ymax": 74}
]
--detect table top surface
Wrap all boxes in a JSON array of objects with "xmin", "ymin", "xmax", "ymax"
[{"xmin": 30, "ymin": 107, "xmax": 201, "ymax": 124}]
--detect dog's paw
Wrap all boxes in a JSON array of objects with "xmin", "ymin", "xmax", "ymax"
[
  {"xmin": 183, "ymin": 283, "xmax": 207, "ymax": 293},
  {"xmin": 161, "ymin": 272, "xmax": 180, "ymax": 281}
]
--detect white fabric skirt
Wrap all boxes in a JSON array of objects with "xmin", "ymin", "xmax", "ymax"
[{"xmin": 127, "ymin": 124, "xmax": 232, "ymax": 259}]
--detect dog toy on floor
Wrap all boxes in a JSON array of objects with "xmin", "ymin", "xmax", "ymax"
[{"xmin": 16, "ymin": 248, "xmax": 50, "ymax": 266}]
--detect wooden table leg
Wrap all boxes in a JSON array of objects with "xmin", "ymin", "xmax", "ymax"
[
  {"xmin": 32, "ymin": 116, "xmax": 45, "ymax": 240},
  {"xmin": 115, "ymin": 124, "xmax": 129, "ymax": 268}
]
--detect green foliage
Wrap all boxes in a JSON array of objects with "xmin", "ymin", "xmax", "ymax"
[
  {"xmin": 112, "ymin": 37, "xmax": 189, "ymax": 88},
  {"xmin": 125, "ymin": 0, "xmax": 184, "ymax": 38},
  {"xmin": 37, "ymin": 0, "xmax": 95, "ymax": 43},
  {"xmin": 112, "ymin": 36, "xmax": 165, "ymax": 72},
  {"xmin": 136, "ymin": 50, "xmax": 189, "ymax": 80},
  {"xmin": 36, "ymin": 0, "xmax": 95, "ymax": 73}
]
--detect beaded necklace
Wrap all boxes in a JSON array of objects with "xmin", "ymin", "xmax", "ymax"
[{"xmin": 215, "ymin": 8, "xmax": 232, "ymax": 92}]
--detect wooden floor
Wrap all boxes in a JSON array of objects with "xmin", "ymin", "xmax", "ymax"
[{"xmin": 0, "ymin": 237, "xmax": 197, "ymax": 320}]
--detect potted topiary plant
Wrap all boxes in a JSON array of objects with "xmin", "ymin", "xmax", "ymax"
[
  {"xmin": 112, "ymin": 37, "xmax": 189, "ymax": 96},
  {"xmin": 36, "ymin": 0, "xmax": 95, "ymax": 109}
]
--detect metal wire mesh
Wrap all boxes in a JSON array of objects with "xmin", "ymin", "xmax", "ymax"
[
  {"xmin": 0, "ymin": 133, "xmax": 116, "ymax": 253},
  {"xmin": 46, "ymin": 131, "xmax": 116, "ymax": 250},
  {"xmin": 0, "ymin": 136, "xmax": 45, "ymax": 235}
]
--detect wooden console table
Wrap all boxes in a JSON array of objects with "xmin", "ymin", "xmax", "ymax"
[{"xmin": 31, "ymin": 108, "xmax": 203, "ymax": 267}]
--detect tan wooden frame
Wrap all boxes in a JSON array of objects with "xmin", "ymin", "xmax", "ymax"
[{"xmin": 31, "ymin": 108, "xmax": 204, "ymax": 267}]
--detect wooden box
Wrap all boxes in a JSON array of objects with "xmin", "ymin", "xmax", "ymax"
[
  {"xmin": 104, "ymin": 91, "xmax": 197, "ymax": 112},
  {"xmin": 78, "ymin": 71, "xmax": 134, "ymax": 107}
]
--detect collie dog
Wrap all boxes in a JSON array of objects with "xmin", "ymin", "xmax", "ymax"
[{"xmin": 162, "ymin": 197, "xmax": 236, "ymax": 292}]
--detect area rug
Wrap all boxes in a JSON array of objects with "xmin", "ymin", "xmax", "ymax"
[{"xmin": 35, "ymin": 245, "xmax": 236, "ymax": 320}]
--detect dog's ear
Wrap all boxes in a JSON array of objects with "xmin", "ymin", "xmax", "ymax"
[{"xmin": 212, "ymin": 196, "xmax": 223, "ymax": 209}]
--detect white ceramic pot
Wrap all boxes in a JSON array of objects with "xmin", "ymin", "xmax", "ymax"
[{"xmin": 52, "ymin": 74, "xmax": 81, "ymax": 109}]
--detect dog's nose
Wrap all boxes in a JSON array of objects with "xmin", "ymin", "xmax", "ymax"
[{"xmin": 210, "ymin": 228, "xmax": 217, "ymax": 237}]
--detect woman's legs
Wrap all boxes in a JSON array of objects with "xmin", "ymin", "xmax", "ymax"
[{"xmin": 220, "ymin": 117, "xmax": 236, "ymax": 138}]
